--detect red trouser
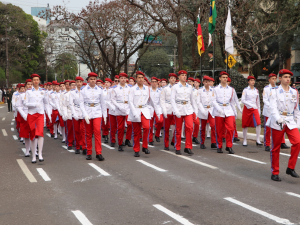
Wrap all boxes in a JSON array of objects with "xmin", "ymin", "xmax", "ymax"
[
  {"xmin": 45, "ymin": 112, "xmax": 50, "ymax": 129},
  {"xmin": 215, "ymin": 116, "xmax": 235, "ymax": 149},
  {"xmin": 73, "ymin": 119, "xmax": 82, "ymax": 150},
  {"xmin": 149, "ymin": 112, "xmax": 163, "ymax": 142},
  {"xmin": 174, "ymin": 114, "xmax": 193, "ymax": 150},
  {"xmin": 193, "ymin": 113, "xmax": 200, "ymax": 138},
  {"xmin": 200, "ymin": 113, "xmax": 216, "ymax": 145},
  {"xmin": 116, "ymin": 115, "xmax": 132, "ymax": 146},
  {"xmin": 222, "ymin": 119, "xmax": 238, "ymax": 139},
  {"xmin": 65, "ymin": 119, "xmax": 74, "ymax": 147},
  {"xmin": 109, "ymin": 114, "xmax": 117, "ymax": 144},
  {"xmin": 132, "ymin": 114, "xmax": 150, "ymax": 152},
  {"xmin": 84, "ymin": 117, "xmax": 102, "ymax": 155},
  {"xmin": 80, "ymin": 119, "xmax": 87, "ymax": 149},
  {"xmin": 16, "ymin": 116, "xmax": 20, "ymax": 131},
  {"xmin": 264, "ymin": 116, "xmax": 285, "ymax": 147},
  {"xmin": 51, "ymin": 110, "xmax": 59, "ymax": 125},
  {"xmin": 271, "ymin": 126, "xmax": 300, "ymax": 175},
  {"xmin": 102, "ymin": 110, "xmax": 110, "ymax": 136},
  {"xmin": 19, "ymin": 114, "xmax": 31, "ymax": 139},
  {"xmin": 163, "ymin": 114, "xmax": 175, "ymax": 148},
  {"xmin": 27, "ymin": 113, "xmax": 44, "ymax": 141}
]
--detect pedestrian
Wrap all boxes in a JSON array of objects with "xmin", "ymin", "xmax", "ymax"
[
  {"xmin": 192, "ymin": 78, "xmax": 201, "ymax": 144},
  {"xmin": 7, "ymin": 87, "xmax": 13, "ymax": 112}
]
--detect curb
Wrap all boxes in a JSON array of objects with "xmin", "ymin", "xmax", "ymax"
[{"xmin": 237, "ymin": 131, "xmax": 291, "ymax": 146}]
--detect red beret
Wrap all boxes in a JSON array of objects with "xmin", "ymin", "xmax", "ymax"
[
  {"xmin": 31, "ymin": 74, "xmax": 41, "ymax": 79},
  {"xmin": 47, "ymin": 82, "xmax": 52, "ymax": 85},
  {"xmin": 25, "ymin": 79, "xmax": 32, "ymax": 84},
  {"xmin": 178, "ymin": 70, "xmax": 187, "ymax": 75},
  {"xmin": 169, "ymin": 73, "xmax": 178, "ymax": 78},
  {"xmin": 39, "ymin": 84, "xmax": 44, "ymax": 87},
  {"xmin": 210, "ymin": 77, "xmax": 215, "ymax": 82},
  {"xmin": 59, "ymin": 82, "xmax": 65, "ymax": 85},
  {"xmin": 19, "ymin": 84, "xmax": 25, "ymax": 88},
  {"xmin": 176, "ymin": 80, "xmax": 179, "ymax": 82},
  {"xmin": 136, "ymin": 71, "xmax": 145, "ymax": 77},
  {"xmin": 161, "ymin": 78, "xmax": 167, "ymax": 82},
  {"xmin": 129, "ymin": 77, "xmax": 135, "ymax": 81},
  {"xmin": 114, "ymin": 75, "xmax": 119, "ymax": 79},
  {"xmin": 75, "ymin": 76, "xmax": 84, "ymax": 81},
  {"xmin": 279, "ymin": 69, "xmax": 293, "ymax": 76},
  {"xmin": 69, "ymin": 80, "xmax": 75, "ymax": 84},
  {"xmin": 88, "ymin": 72, "xmax": 98, "ymax": 77},
  {"xmin": 227, "ymin": 77, "xmax": 232, "ymax": 82},
  {"xmin": 219, "ymin": 71, "xmax": 229, "ymax": 76},
  {"xmin": 144, "ymin": 77, "xmax": 149, "ymax": 82},
  {"xmin": 268, "ymin": 73, "xmax": 277, "ymax": 78},
  {"xmin": 203, "ymin": 76, "xmax": 210, "ymax": 81},
  {"xmin": 83, "ymin": 82, "xmax": 87, "ymax": 86},
  {"xmin": 194, "ymin": 79, "xmax": 201, "ymax": 83},
  {"xmin": 96, "ymin": 80, "xmax": 102, "ymax": 83},
  {"xmin": 52, "ymin": 81, "xmax": 58, "ymax": 85},
  {"xmin": 64, "ymin": 80, "xmax": 70, "ymax": 83},
  {"xmin": 247, "ymin": 76, "xmax": 255, "ymax": 80},
  {"xmin": 105, "ymin": 78, "xmax": 113, "ymax": 83},
  {"xmin": 119, "ymin": 73, "xmax": 128, "ymax": 78},
  {"xmin": 151, "ymin": 77, "xmax": 159, "ymax": 81},
  {"xmin": 188, "ymin": 77, "xmax": 195, "ymax": 81}
]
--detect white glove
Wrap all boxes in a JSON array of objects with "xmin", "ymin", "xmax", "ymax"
[
  {"xmin": 23, "ymin": 115, "xmax": 27, "ymax": 121},
  {"xmin": 85, "ymin": 116, "xmax": 90, "ymax": 124},
  {"xmin": 164, "ymin": 113, "xmax": 168, "ymax": 118},
  {"xmin": 277, "ymin": 118, "xmax": 284, "ymax": 124},
  {"xmin": 104, "ymin": 117, "xmax": 107, "ymax": 125},
  {"xmin": 49, "ymin": 116, "xmax": 52, "ymax": 124},
  {"xmin": 175, "ymin": 112, "xmax": 181, "ymax": 118},
  {"xmin": 73, "ymin": 114, "xmax": 79, "ymax": 121}
]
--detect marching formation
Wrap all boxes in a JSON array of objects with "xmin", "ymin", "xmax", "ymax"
[{"xmin": 11, "ymin": 69, "xmax": 300, "ymax": 182}]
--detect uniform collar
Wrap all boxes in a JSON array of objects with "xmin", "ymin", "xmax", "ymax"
[
  {"xmin": 135, "ymin": 84, "xmax": 145, "ymax": 90},
  {"xmin": 248, "ymin": 86, "xmax": 256, "ymax": 90},
  {"xmin": 118, "ymin": 84, "xmax": 128, "ymax": 89},
  {"xmin": 87, "ymin": 84, "xmax": 98, "ymax": 90},
  {"xmin": 219, "ymin": 84, "xmax": 229, "ymax": 89}
]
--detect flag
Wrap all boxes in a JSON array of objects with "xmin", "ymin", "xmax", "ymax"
[
  {"xmin": 197, "ymin": 14, "xmax": 205, "ymax": 56},
  {"xmin": 225, "ymin": 7, "xmax": 234, "ymax": 54},
  {"xmin": 208, "ymin": 0, "xmax": 217, "ymax": 34},
  {"xmin": 208, "ymin": 33, "xmax": 212, "ymax": 47}
]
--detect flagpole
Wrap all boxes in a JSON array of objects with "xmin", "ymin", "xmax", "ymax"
[
  {"xmin": 200, "ymin": 55, "xmax": 202, "ymax": 79},
  {"xmin": 213, "ymin": 33, "xmax": 215, "ymax": 79},
  {"xmin": 226, "ymin": 52, "xmax": 228, "ymax": 73}
]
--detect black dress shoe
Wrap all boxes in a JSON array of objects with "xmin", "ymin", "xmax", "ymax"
[
  {"xmin": 25, "ymin": 155, "xmax": 30, "ymax": 157},
  {"xmin": 51, "ymin": 134, "xmax": 54, "ymax": 138},
  {"xmin": 243, "ymin": 144, "xmax": 247, "ymax": 147},
  {"xmin": 233, "ymin": 137, "xmax": 240, "ymax": 142},
  {"xmin": 80, "ymin": 146, "xmax": 82, "ymax": 150},
  {"xmin": 164, "ymin": 147, "xmax": 169, "ymax": 150},
  {"xmin": 271, "ymin": 174, "xmax": 281, "ymax": 182},
  {"xmin": 75, "ymin": 149, "xmax": 80, "ymax": 154},
  {"xmin": 139, "ymin": 138, "xmax": 142, "ymax": 142},
  {"xmin": 171, "ymin": 142, "xmax": 174, "ymax": 146},
  {"xmin": 110, "ymin": 143, "xmax": 115, "ymax": 147},
  {"xmin": 134, "ymin": 152, "xmax": 140, "ymax": 157},
  {"xmin": 36, "ymin": 154, "xmax": 39, "ymax": 158},
  {"xmin": 281, "ymin": 143, "xmax": 290, "ymax": 149},
  {"xmin": 118, "ymin": 146, "xmax": 124, "ymax": 152},
  {"xmin": 184, "ymin": 148, "xmax": 194, "ymax": 155},
  {"xmin": 222, "ymin": 138, "xmax": 226, "ymax": 143},
  {"xmin": 155, "ymin": 136, "xmax": 160, "ymax": 142},
  {"xmin": 121, "ymin": 142, "xmax": 125, "ymax": 146},
  {"xmin": 102, "ymin": 135, "xmax": 105, "ymax": 138},
  {"xmin": 39, "ymin": 158, "xmax": 44, "ymax": 162},
  {"xmin": 200, "ymin": 144, "xmax": 206, "ymax": 149},
  {"xmin": 62, "ymin": 140, "xmax": 65, "ymax": 143},
  {"xmin": 286, "ymin": 167, "xmax": 300, "ymax": 178},
  {"xmin": 181, "ymin": 137, "xmax": 186, "ymax": 140},
  {"xmin": 217, "ymin": 148, "xmax": 223, "ymax": 153},
  {"xmin": 192, "ymin": 137, "xmax": 200, "ymax": 144},
  {"xmin": 175, "ymin": 150, "xmax": 182, "ymax": 155},
  {"xmin": 265, "ymin": 146, "xmax": 270, "ymax": 152},
  {"xmin": 54, "ymin": 137, "xmax": 58, "ymax": 140},
  {"xmin": 256, "ymin": 142, "xmax": 263, "ymax": 146},
  {"xmin": 32, "ymin": 160, "xmax": 36, "ymax": 163},
  {"xmin": 226, "ymin": 147, "xmax": 235, "ymax": 154},
  {"xmin": 82, "ymin": 149, "xmax": 87, "ymax": 155},
  {"xmin": 149, "ymin": 142, "xmax": 154, "ymax": 146},
  {"xmin": 104, "ymin": 136, "xmax": 108, "ymax": 143},
  {"xmin": 211, "ymin": 143, "xmax": 217, "ymax": 149},
  {"xmin": 86, "ymin": 155, "xmax": 92, "ymax": 160},
  {"xmin": 96, "ymin": 154, "xmax": 105, "ymax": 161},
  {"xmin": 125, "ymin": 139, "xmax": 133, "ymax": 147},
  {"xmin": 142, "ymin": 148, "xmax": 150, "ymax": 154},
  {"xmin": 206, "ymin": 137, "xmax": 211, "ymax": 139},
  {"xmin": 68, "ymin": 146, "xmax": 72, "ymax": 150}
]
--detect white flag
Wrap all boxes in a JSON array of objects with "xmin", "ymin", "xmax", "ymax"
[
  {"xmin": 225, "ymin": 7, "xmax": 234, "ymax": 54},
  {"xmin": 208, "ymin": 33, "xmax": 212, "ymax": 47}
]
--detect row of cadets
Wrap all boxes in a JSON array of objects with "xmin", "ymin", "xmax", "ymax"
[
  {"xmin": 69, "ymin": 76, "xmax": 87, "ymax": 154},
  {"xmin": 212, "ymin": 71, "xmax": 240, "ymax": 154},
  {"xmin": 197, "ymin": 75, "xmax": 217, "ymax": 149},
  {"xmin": 171, "ymin": 70, "xmax": 198, "ymax": 155},
  {"xmin": 24, "ymin": 74, "xmax": 51, "ymax": 163},
  {"xmin": 128, "ymin": 77, "xmax": 136, "ymax": 87},
  {"xmin": 111, "ymin": 73, "xmax": 133, "ymax": 152},
  {"xmin": 101, "ymin": 78, "xmax": 113, "ymax": 144},
  {"xmin": 160, "ymin": 73, "xmax": 177, "ymax": 150},
  {"xmin": 263, "ymin": 73, "xmax": 289, "ymax": 152},
  {"xmin": 79, "ymin": 72, "xmax": 107, "ymax": 161}
]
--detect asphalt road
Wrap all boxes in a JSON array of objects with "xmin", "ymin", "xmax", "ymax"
[{"xmin": 1, "ymin": 104, "xmax": 300, "ymax": 225}]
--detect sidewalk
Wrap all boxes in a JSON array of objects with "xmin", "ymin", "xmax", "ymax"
[{"xmin": 237, "ymin": 131, "xmax": 291, "ymax": 146}]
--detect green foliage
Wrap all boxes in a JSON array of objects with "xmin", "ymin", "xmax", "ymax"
[{"xmin": 54, "ymin": 53, "xmax": 78, "ymax": 80}]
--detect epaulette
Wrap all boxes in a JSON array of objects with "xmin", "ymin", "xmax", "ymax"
[
  {"xmin": 80, "ymin": 86, "xmax": 85, "ymax": 90},
  {"xmin": 112, "ymin": 85, "xmax": 117, "ymax": 88},
  {"xmin": 264, "ymin": 85, "xmax": 269, "ymax": 88},
  {"xmin": 128, "ymin": 84, "xmax": 132, "ymax": 87}
]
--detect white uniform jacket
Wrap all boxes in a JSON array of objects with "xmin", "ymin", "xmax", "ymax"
[
  {"xmin": 171, "ymin": 83, "xmax": 198, "ymax": 117},
  {"xmin": 150, "ymin": 87, "xmax": 162, "ymax": 116},
  {"xmin": 212, "ymin": 84, "xmax": 237, "ymax": 117},
  {"xmin": 106, "ymin": 86, "xmax": 118, "ymax": 116},
  {"xmin": 160, "ymin": 84, "xmax": 174, "ymax": 116},
  {"xmin": 49, "ymin": 91, "xmax": 61, "ymax": 112},
  {"xmin": 12, "ymin": 91, "xmax": 19, "ymax": 117},
  {"xmin": 16, "ymin": 92, "xmax": 28, "ymax": 120},
  {"xmin": 79, "ymin": 84, "xmax": 107, "ymax": 119},
  {"xmin": 69, "ymin": 88, "xmax": 84, "ymax": 120},
  {"xmin": 45, "ymin": 90, "xmax": 53, "ymax": 116},
  {"xmin": 128, "ymin": 84, "xmax": 152, "ymax": 122},
  {"xmin": 241, "ymin": 86, "xmax": 261, "ymax": 114},
  {"xmin": 197, "ymin": 86, "xmax": 215, "ymax": 120},
  {"xmin": 61, "ymin": 91, "xmax": 73, "ymax": 120},
  {"xmin": 24, "ymin": 87, "xmax": 50, "ymax": 116},
  {"xmin": 266, "ymin": 85, "xmax": 300, "ymax": 130},
  {"xmin": 111, "ymin": 84, "xmax": 130, "ymax": 116},
  {"xmin": 262, "ymin": 84, "xmax": 275, "ymax": 118}
]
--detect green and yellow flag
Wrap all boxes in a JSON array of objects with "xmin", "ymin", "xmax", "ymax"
[{"xmin": 208, "ymin": 0, "xmax": 217, "ymax": 34}]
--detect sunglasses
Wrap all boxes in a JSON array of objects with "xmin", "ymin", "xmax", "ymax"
[{"xmin": 114, "ymin": 80, "xmax": 119, "ymax": 82}]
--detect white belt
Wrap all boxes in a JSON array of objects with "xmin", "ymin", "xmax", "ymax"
[
  {"xmin": 135, "ymin": 104, "xmax": 147, "ymax": 108},
  {"xmin": 176, "ymin": 100, "xmax": 189, "ymax": 105},
  {"xmin": 217, "ymin": 102, "xmax": 229, "ymax": 106},
  {"xmin": 85, "ymin": 103, "xmax": 100, "ymax": 107},
  {"xmin": 116, "ymin": 100, "xmax": 128, "ymax": 104},
  {"xmin": 279, "ymin": 111, "xmax": 293, "ymax": 116}
]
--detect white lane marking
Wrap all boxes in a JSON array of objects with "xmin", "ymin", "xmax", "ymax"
[
  {"xmin": 0, "ymin": 106, "xmax": 4, "ymax": 108},
  {"xmin": 13, "ymin": 135, "xmax": 18, "ymax": 140},
  {"xmin": 161, "ymin": 150, "xmax": 218, "ymax": 169},
  {"xmin": 224, "ymin": 197, "xmax": 292, "ymax": 225},
  {"xmin": 88, "ymin": 163, "xmax": 110, "ymax": 176},
  {"xmin": 72, "ymin": 210, "xmax": 93, "ymax": 225},
  {"xmin": 46, "ymin": 133, "xmax": 51, "ymax": 137},
  {"xmin": 181, "ymin": 141, "xmax": 197, "ymax": 147},
  {"xmin": 2, "ymin": 129, "xmax": 7, "ymax": 136},
  {"xmin": 233, "ymin": 143, "xmax": 238, "ymax": 145},
  {"xmin": 11, "ymin": 128, "xmax": 14, "ymax": 131},
  {"xmin": 286, "ymin": 192, "xmax": 300, "ymax": 199},
  {"xmin": 12, "ymin": 119, "xmax": 15, "ymax": 121},
  {"xmin": 62, "ymin": 145, "xmax": 75, "ymax": 152},
  {"xmin": 36, "ymin": 168, "xmax": 51, "ymax": 181},
  {"xmin": 2, "ymin": 117, "xmax": 5, "ymax": 121},
  {"xmin": 229, "ymin": 155, "xmax": 267, "ymax": 164},
  {"xmin": 280, "ymin": 152, "xmax": 300, "ymax": 159},
  {"xmin": 21, "ymin": 148, "xmax": 26, "ymax": 154},
  {"xmin": 136, "ymin": 160, "xmax": 167, "ymax": 172},
  {"xmin": 153, "ymin": 204, "xmax": 194, "ymax": 225},
  {"xmin": 11, "ymin": 122, "xmax": 14, "ymax": 125},
  {"xmin": 140, "ymin": 142, "xmax": 155, "ymax": 148},
  {"xmin": 16, "ymin": 159, "xmax": 37, "ymax": 183},
  {"xmin": 101, "ymin": 143, "xmax": 115, "ymax": 149}
]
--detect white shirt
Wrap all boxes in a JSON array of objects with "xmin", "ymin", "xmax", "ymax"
[
  {"xmin": 266, "ymin": 85, "xmax": 300, "ymax": 130},
  {"xmin": 79, "ymin": 84, "xmax": 107, "ymax": 119},
  {"xmin": 24, "ymin": 87, "xmax": 48, "ymax": 115},
  {"xmin": 49, "ymin": 91, "xmax": 61, "ymax": 111},
  {"xmin": 69, "ymin": 88, "xmax": 84, "ymax": 120},
  {"xmin": 12, "ymin": 91, "xmax": 19, "ymax": 117},
  {"xmin": 16, "ymin": 92, "xmax": 28, "ymax": 120},
  {"xmin": 61, "ymin": 91, "xmax": 73, "ymax": 120},
  {"xmin": 212, "ymin": 84, "xmax": 236, "ymax": 117},
  {"xmin": 160, "ymin": 84, "xmax": 174, "ymax": 116},
  {"xmin": 262, "ymin": 84, "xmax": 275, "ymax": 117},
  {"xmin": 111, "ymin": 84, "xmax": 131, "ymax": 116},
  {"xmin": 171, "ymin": 82, "xmax": 197, "ymax": 116},
  {"xmin": 106, "ymin": 86, "xmax": 118, "ymax": 116},
  {"xmin": 197, "ymin": 86, "xmax": 215, "ymax": 119},
  {"xmin": 150, "ymin": 87, "xmax": 162, "ymax": 115},
  {"xmin": 241, "ymin": 86, "xmax": 260, "ymax": 114}
]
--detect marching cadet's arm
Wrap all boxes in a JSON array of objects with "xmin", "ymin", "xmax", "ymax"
[
  {"xmin": 69, "ymin": 92, "xmax": 77, "ymax": 118},
  {"xmin": 24, "ymin": 92, "xmax": 37, "ymax": 108},
  {"xmin": 128, "ymin": 88, "xmax": 137, "ymax": 117},
  {"xmin": 233, "ymin": 89, "xmax": 242, "ymax": 112},
  {"xmin": 269, "ymin": 90, "xmax": 281, "ymax": 122},
  {"xmin": 262, "ymin": 87, "xmax": 270, "ymax": 108},
  {"xmin": 105, "ymin": 90, "xmax": 116, "ymax": 111},
  {"xmin": 293, "ymin": 89, "xmax": 300, "ymax": 127},
  {"xmin": 43, "ymin": 92, "xmax": 51, "ymax": 120},
  {"xmin": 11, "ymin": 93, "xmax": 16, "ymax": 109},
  {"xmin": 110, "ymin": 88, "xmax": 119, "ymax": 109},
  {"xmin": 197, "ymin": 90, "xmax": 206, "ymax": 114},
  {"xmin": 100, "ymin": 90, "xmax": 107, "ymax": 118},
  {"xmin": 159, "ymin": 89, "xmax": 167, "ymax": 117},
  {"xmin": 190, "ymin": 88, "xmax": 198, "ymax": 114},
  {"xmin": 256, "ymin": 90, "xmax": 261, "ymax": 115},
  {"xmin": 211, "ymin": 89, "xmax": 223, "ymax": 113},
  {"xmin": 241, "ymin": 89, "xmax": 256, "ymax": 109},
  {"xmin": 16, "ymin": 96, "xmax": 27, "ymax": 120},
  {"xmin": 49, "ymin": 94, "xmax": 56, "ymax": 109},
  {"xmin": 170, "ymin": 86, "xmax": 180, "ymax": 116},
  {"xmin": 79, "ymin": 90, "xmax": 88, "ymax": 118},
  {"xmin": 149, "ymin": 92, "xmax": 160, "ymax": 116}
]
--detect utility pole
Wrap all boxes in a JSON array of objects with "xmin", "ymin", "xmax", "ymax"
[
  {"xmin": 5, "ymin": 26, "xmax": 9, "ymax": 88},
  {"xmin": 173, "ymin": 45, "xmax": 176, "ymax": 73}
]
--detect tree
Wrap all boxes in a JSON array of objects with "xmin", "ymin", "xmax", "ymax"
[{"xmin": 54, "ymin": 53, "xmax": 78, "ymax": 80}]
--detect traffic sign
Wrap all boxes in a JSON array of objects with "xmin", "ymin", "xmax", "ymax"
[{"xmin": 224, "ymin": 54, "xmax": 237, "ymax": 68}]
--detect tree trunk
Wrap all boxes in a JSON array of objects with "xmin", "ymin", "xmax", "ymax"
[
  {"xmin": 124, "ymin": 44, "xmax": 128, "ymax": 74},
  {"xmin": 176, "ymin": 31, "xmax": 183, "ymax": 70},
  {"xmin": 191, "ymin": 26, "xmax": 200, "ymax": 71}
]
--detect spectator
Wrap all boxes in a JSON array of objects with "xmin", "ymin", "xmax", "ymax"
[{"xmin": 7, "ymin": 88, "xmax": 12, "ymax": 112}]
